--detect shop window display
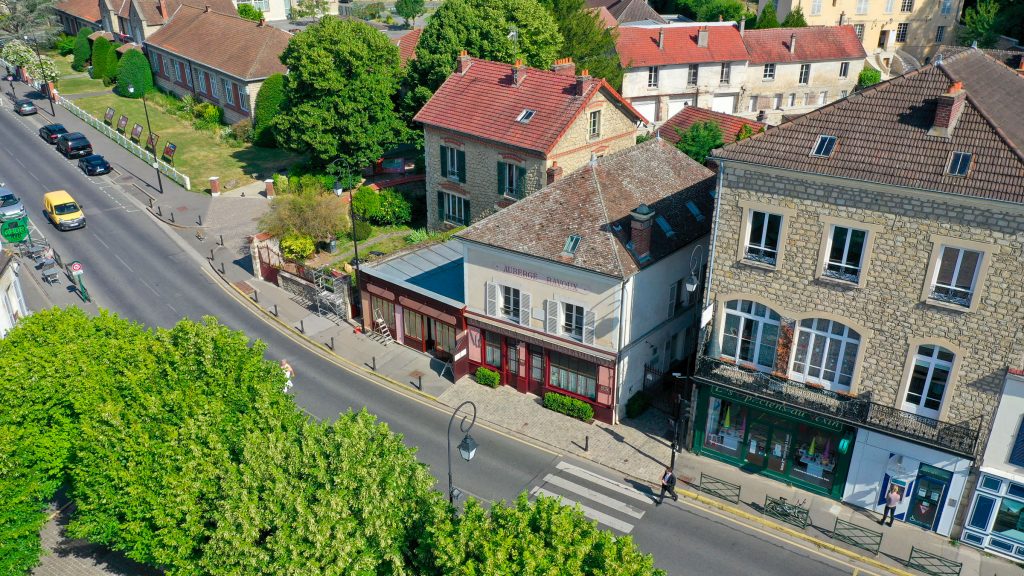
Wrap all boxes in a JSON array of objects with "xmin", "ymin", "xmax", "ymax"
[
  {"xmin": 790, "ymin": 424, "xmax": 841, "ymax": 490},
  {"xmin": 991, "ymin": 494, "xmax": 1024, "ymax": 544},
  {"xmin": 704, "ymin": 397, "xmax": 747, "ymax": 458}
]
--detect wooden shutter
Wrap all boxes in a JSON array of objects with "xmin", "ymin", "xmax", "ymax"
[
  {"xmin": 668, "ymin": 282, "xmax": 677, "ymax": 318},
  {"xmin": 519, "ymin": 292, "xmax": 531, "ymax": 326},
  {"xmin": 463, "ymin": 199, "xmax": 470, "ymax": 225},
  {"xmin": 545, "ymin": 300, "xmax": 559, "ymax": 334},
  {"xmin": 436, "ymin": 191, "xmax": 445, "ymax": 223},
  {"xmin": 440, "ymin": 146, "xmax": 448, "ymax": 179},
  {"xmin": 516, "ymin": 166, "xmax": 526, "ymax": 197},
  {"xmin": 456, "ymin": 150, "xmax": 466, "ymax": 183},
  {"xmin": 497, "ymin": 162, "xmax": 506, "ymax": 195},
  {"xmin": 1011, "ymin": 424, "xmax": 1024, "ymax": 467},
  {"xmin": 485, "ymin": 282, "xmax": 497, "ymax": 317},
  {"xmin": 583, "ymin": 310, "xmax": 596, "ymax": 345}
]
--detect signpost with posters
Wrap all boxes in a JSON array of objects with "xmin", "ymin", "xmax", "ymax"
[
  {"xmin": 130, "ymin": 123, "xmax": 144, "ymax": 143},
  {"xmin": 162, "ymin": 142, "xmax": 177, "ymax": 166},
  {"xmin": 68, "ymin": 261, "xmax": 90, "ymax": 302},
  {"xmin": 145, "ymin": 132, "xmax": 159, "ymax": 154},
  {"xmin": 104, "ymin": 107, "xmax": 115, "ymax": 124},
  {"xmin": 117, "ymin": 115, "xmax": 129, "ymax": 133}
]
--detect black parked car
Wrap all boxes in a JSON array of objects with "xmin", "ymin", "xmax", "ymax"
[
  {"xmin": 56, "ymin": 132, "xmax": 93, "ymax": 159},
  {"xmin": 78, "ymin": 154, "xmax": 111, "ymax": 176},
  {"xmin": 14, "ymin": 99, "xmax": 37, "ymax": 116},
  {"xmin": 39, "ymin": 123, "xmax": 69, "ymax": 144}
]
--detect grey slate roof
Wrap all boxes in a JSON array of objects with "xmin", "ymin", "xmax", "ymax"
[
  {"xmin": 458, "ymin": 139, "xmax": 715, "ymax": 278},
  {"xmin": 713, "ymin": 48, "xmax": 1024, "ymax": 205},
  {"xmin": 585, "ymin": 0, "xmax": 668, "ymax": 24}
]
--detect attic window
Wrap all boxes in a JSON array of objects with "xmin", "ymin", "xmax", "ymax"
[
  {"xmin": 811, "ymin": 135, "xmax": 837, "ymax": 157},
  {"xmin": 947, "ymin": 151, "xmax": 972, "ymax": 176},
  {"xmin": 562, "ymin": 235, "xmax": 582, "ymax": 256},
  {"xmin": 655, "ymin": 215, "xmax": 675, "ymax": 237},
  {"xmin": 685, "ymin": 200, "xmax": 705, "ymax": 222},
  {"xmin": 516, "ymin": 109, "xmax": 536, "ymax": 123}
]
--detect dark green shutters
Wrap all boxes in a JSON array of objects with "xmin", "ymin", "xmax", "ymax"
[
  {"xmin": 436, "ymin": 190, "xmax": 445, "ymax": 223},
  {"xmin": 515, "ymin": 166, "xmax": 526, "ymax": 198},
  {"xmin": 456, "ymin": 150, "xmax": 466, "ymax": 183},
  {"xmin": 498, "ymin": 162, "xmax": 507, "ymax": 195},
  {"xmin": 498, "ymin": 163, "xmax": 528, "ymax": 199},
  {"xmin": 439, "ymin": 145, "xmax": 449, "ymax": 179},
  {"xmin": 463, "ymin": 199, "xmax": 470, "ymax": 224}
]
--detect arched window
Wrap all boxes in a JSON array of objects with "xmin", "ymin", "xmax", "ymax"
[
  {"xmin": 903, "ymin": 345, "xmax": 954, "ymax": 419},
  {"xmin": 721, "ymin": 300, "xmax": 780, "ymax": 370},
  {"xmin": 790, "ymin": 318, "xmax": 861, "ymax": 392}
]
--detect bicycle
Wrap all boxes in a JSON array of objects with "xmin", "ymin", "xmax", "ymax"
[{"xmin": 764, "ymin": 496, "xmax": 809, "ymax": 525}]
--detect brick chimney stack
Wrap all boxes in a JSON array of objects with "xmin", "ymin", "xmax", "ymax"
[
  {"xmin": 838, "ymin": 11, "xmax": 846, "ymax": 25},
  {"xmin": 658, "ymin": 28, "xmax": 665, "ymax": 49},
  {"xmin": 630, "ymin": 204, "xmax": 655, "ymax": 262},
  {"xmin": 698, "ymin": 27, "xmax": 709, "ymax": 48},
  {"xmin": 789, "ymin": 33, "xmax": 797, "ymax": 54},
  {"xmin": 512, "ymin": 59, "xmax": 526, "ymax": 86},
  {"xmin": 550, "ymin": 57, "xmax": 575, "ymax": 75},
  {"xmin": 928, "ymin": 81, "xmax": 966, "ymax": 137},
  {"xmin": 456, "ymin": 50, "xmax": 471, "ymax": 74},
  {"xmin": 576, "ymin": 69, "xmax": 590, "ymax": 96},
  {"xmin": 546, "ymin": 161, "xmax": 563, "ymax": 184}
]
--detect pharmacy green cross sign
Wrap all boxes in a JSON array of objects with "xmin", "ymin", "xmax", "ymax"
[{"xmin": 0, "ymin": 216, "xmax": 29, "ymax": 244}]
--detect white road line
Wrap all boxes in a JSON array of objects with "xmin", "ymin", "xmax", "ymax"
[
  {"xmin": 541, "ymin": 474, "xmax": 644, "ymax": 518},
  {"xmin": 114, "ymin": 254, "xmax": 133, "ymax": 272},
  {"xmin": 530, "ymin": 487, "xmax": 635, "ymax": 533},
  {"xmin": 93, "ymin": 235, "xmax": 112, "ymax": 250},
  {"xmin": 556, "ymin": 461, "xmax": 651, "ymax": 505}
]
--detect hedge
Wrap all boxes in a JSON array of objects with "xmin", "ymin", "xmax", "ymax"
[
  {"xmin": 351, "ymin": 220, "xmax": 372, "ymax": 241},
  {"xmin": 625, "ymin": 391, "xmax": 650, "ymax": 418},
  {"xmin": 71, "ymin": 29, "xmax": 91, "ymax": 72},
  {"xmin": 475, "ymin": 367, "xmax": 500, "ymax": 388},
  {"xmin": 113, "ymin": 49, "xmax": 154, "ymax": 98},
  {"xmin": 543, "ymin": 392, "xmax": 594, "ymax": 422},
  {"xmin": 352, "ymin": 187, "xmax": 412, "ymax": 226},
  {"xmin": 253, "ymin": 73, "xmax": 284, "ymax": 147},
  {"xmin": 90, "ymin": 37, "xmax": 116, "ymax": 84}
]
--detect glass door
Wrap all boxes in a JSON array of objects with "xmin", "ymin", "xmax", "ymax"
[
  {"xmin": 908, "ymin": 465, "xmax": 952, "ymax": 530},
  {"xmin": 767, "ymin": 423, "xmax": 793, "ymax": 475},
  {"xmin": 744, "ymin": 419, "xmax": 769, "ymax": 469}
]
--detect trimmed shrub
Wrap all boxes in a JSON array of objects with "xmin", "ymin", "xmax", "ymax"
[
  {"xmin": 475, "ymin": 367, "xmax": 500, "ymax": 388},
  {"xmin": 857, "ymin": 67, "xmax": 882, "ymax": 89},
  {"xmin": 351, "ymin": 220, "xmax": 372, "ymax": 241},
  {"xmin": 193, "ymin": 102, "xmax": 222, "ymax": 130},
  {"xmin": 113, "ymin": 49, "xmax": 154, "ymax": 97},
  {"xmin": 405, "ymin": 228, "xmax": 429, "ymax": 244},
  {"xmin": 625, "ymin": 391, "xmax": 650, "ymax": 418},
  {"xmin": 55, "ymin": 34, "xmax": 76, "ymax": 56},
  {"xmin": 91, "ymin": 37, "xmax": 118, "ymax": 85},
  {"xmin": 227, "ymin": 118, "xmax": 253, "ymax": 144},
  {"xmin": 253, "ymin": 73, "xmax": 284, "ymax": 147},
  {"xmin": 280, "ymin": 233, "xmax": 316, "ymax": 260},
  {"xmin": 352, "ymin": 187, "xmax": 412, "ymax": 226},
  {"xmin": 71, "ymin": 29, "xmax": 91, "ymax": 72},
  {"xmin": 543, "ymin": 392, "xmax": 594, "ymax": 422},
  {"xmin": 272, "ymin": 172, "xmax": 289, "ymax": 194}
]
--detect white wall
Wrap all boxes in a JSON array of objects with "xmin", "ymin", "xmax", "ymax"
[
  {"xmin": 982, "ymin": 372, "xmax": 1024, "ymax": 474},
  {"xmin": 0, "ymin": 261, "xmax": 27, "ymax": 338}
]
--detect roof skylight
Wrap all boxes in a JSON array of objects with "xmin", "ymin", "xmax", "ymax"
[
  {"xmin": 516, "ymin": 109, "xmax": 536, "ymax": 123},
  {"xmin": 810, "ymin": 135, "xmax": 837, "ymax": 157},
  {"xmin": 947, "ymin": 151, "xmax": 972, "ymax": 176},
  {"xmin": 562, "ymin": 234, "xmax": 582, "ymax": 256}
]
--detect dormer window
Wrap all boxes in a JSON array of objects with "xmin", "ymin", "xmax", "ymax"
[
  {"xmin": 947, "ymin": 151, "xmax": 972, "ymax": 176},
  {"xmin": 562, "ymin": 235, "xmax": 581, "ymax": 256},
  {"xmin": 685, "ymin": 201, "xmax": 705, "ymax": 222},
  {"xmin": 811, "ymin": 135, "xmax": 837, "ymax": 157},
  {"xmin": 516, "ymin": 109, "xmax": 536, "ymax": 123}
]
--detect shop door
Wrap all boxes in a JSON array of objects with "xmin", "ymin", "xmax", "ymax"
[
  {"xmin": 505, "ymin": 340, "xmax": 528, "ymax": 391},
  {"xmin": 744, "ymin": 416, "xmax": 792, "ymax": 473},
  {"xmin": 528, "ymin": 347, "xmax": 544, "ymax": 394},
  {"xmin": 766, "ymin": 425, "xmax": 793, "ymax": 475},
  {"xmin": 907, "ymin": 465, "xmax": 952, "ymax": 530},
  {"xmin": 744, "ymin": 420, "xmax": 770, "ymax": 469}
]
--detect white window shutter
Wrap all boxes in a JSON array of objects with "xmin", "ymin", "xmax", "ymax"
[
  {"xmin": 520, "ymin": 292, "xmax": 531, "ymax": 326},
  {"xmin": 668, "ymin": 282, "xmax": 677, "ymax": 318},
  {"xmin": 583, "ymin": 310, "xmax": 596, "ymax": 345},
  {"xmin": 485, "ymin": 282, "xmax": 497, "ymax": 317},
  {"xmin": 545, "ymin": 300, "xmax": 559, "ymax": 334}
]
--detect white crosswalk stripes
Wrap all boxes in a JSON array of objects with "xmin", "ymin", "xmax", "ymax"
[{"xmin": 528, "ymin": 460, "xmax": 652, "ymax": 534}]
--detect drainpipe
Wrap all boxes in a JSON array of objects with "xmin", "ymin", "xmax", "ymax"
[{"xmin": 613, "ymin": 276, "xmax": 631, "ymax": 425}]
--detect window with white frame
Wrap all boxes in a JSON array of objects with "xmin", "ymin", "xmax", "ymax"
[
  {"xmin": 854, "ymin": 24, "xmax": 865, "ymax": 39},
  {"xmin": 900, "ymin": 0, "xmax": 913, "ymax": 11},
  {"xmin": 647, "ymin": 66, "xmax": 659, "ymax": 88},
  {"xmin": 930, "ymin": 245, "xmax": 982, "ymax": 307},
  {"xmin": 840, "ymin": 61, "xmax": 850, "ymax": 78},
  {"xmin": 720, "ymin": 62, "xmax": 731, "ymax": 84},
  {"xmin": 824, "ymin": 226, "xmax": 866, "ymax": 282},
  {"xmin": 811, "ymin": 135, "xmax": 837, "ymax": 157},
  {"xmin": 211, "ymin": 75, "xmax": 219, "ymax": 98},
  {"xmin": 185, "ymin": 63, "xmax": 193, "ymax": 87},
  {"xmin": 763, "ymin": 63, "xmax": 776, "ymax": 80},
  {"xmin": 589, "ymin": 110, "xmax": 601, "ymax": 138},
  {"xmin": 223, "ymin": 78, "xmax": 234, "ymax": 105},
  {"xmin": 791, "ymin": 319, "xmax": 861, "ymax": 391},
  {"xmin": 799, "ymin": 64, "xmax": 811, "ymax": 84},
  {"xmin": 721, "ymin": 300, "xmax": 780, "ymax": 370},
  {"xmin": 197, "ymin": 69, "xmax": 206, "ymax": 94},
  {"xmin": 500, "ymin": 285, "xmax": 521, "ymax": 321},
  {"xmin": 749, "ymin": 96, "xmax": 758, "ymax": 112},
  {"xmin": 563, "ymin": 303, "xmax": 585, "ymax": 341},
  {"xmin": 745, "ymin": 210, "xmax": 782, "ymax": 265},
  {"xmin": 935, "ymin": 25, "xmax": 946, "ymax": 42},
  {"xmin": 773, "ymin": 93, "xmax": 782, "ymax": 109},
  {"xmin": 440, "ymin": 145, "xmax": 465, "ymax": 182},
  {"xmin": 811, "ymin": 0, "xmax": 822, "ymax": 15},
  {"xmin": 856, "ymin": 0, "xmax": 869, "ymax": 13},
  {"xmin": 788, "ymin": 93, "xmax": 796, "ymax": 107},
  {"xmin": 940, "ymin": 0, "xmax": 952, "ymax": 13},
  {"xmin": 239, "ymin": 86, "xmax": 249, "ymax": 111},
  {"xmin": 173, "ymin": 60, "xmax": 182, "ymax": 82},
  {"xmin": 687, "ymin": 65, "xmax": 698, "ymax": 86},
  {"xmin": 896, "ymin": 22, "xmax": 909, "ymax": 42},
  {"xmin": 818, "ymin": 91, "xmax": 828, "ymax": 104},
  {"xmin": 498, "ymin": 161, "xmax": 526, "ymax": 198},
  {"xmin": 903, "ymin": 344, "xmax": 954, "ymax": 418},
  {"xmin": 548, "ymin": 351, "xmax": 597, "ymax": 399},
  {"xmin": 841, "ymin": 89, "xmax": 848, "ymax": 98}
]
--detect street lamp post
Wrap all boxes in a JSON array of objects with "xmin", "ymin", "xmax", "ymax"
[
  {"xmin": 8, "ymin": 74, "xmax": 16, "ymax": 100},
  {"xmin": 447, "ymin": 401, "xmax": 479, "ymax": 505},
  {"xmin": 669, "ymin": 245, "xmax": 706, "ymax": 470},
  {"xmin": 128, "ymin": 84, "xmax": 164, "ymax": 194},
  {"xmin": 25, "ymin": 35, "xmax": 56, "ymax": 116}
]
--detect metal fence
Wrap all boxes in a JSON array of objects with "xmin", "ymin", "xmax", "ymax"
[
  {"xmin": 833, "ymin": 517, "xmax": 883, "ymax": 555},
  {"xmin": 699, "ymin": 473, "xmax": 741, "ymax": 504},
  {"xmin": 907, "ymin": 546, "xmax": 962, "ymax": 576}
]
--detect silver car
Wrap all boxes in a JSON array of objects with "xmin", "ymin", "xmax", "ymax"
[{"xmin": 0, "ymin": 188, "xmax": 27, "ymax": 220}]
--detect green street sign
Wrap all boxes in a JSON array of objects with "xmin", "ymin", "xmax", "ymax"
[{"xmin": 0, "ymin": 216, "xmax": 29, "ymax": 244}]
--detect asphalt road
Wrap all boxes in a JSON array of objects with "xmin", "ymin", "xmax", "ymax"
[{"xmin": 1, "ymin": 98, "xmax": 887, "ymax": 576}]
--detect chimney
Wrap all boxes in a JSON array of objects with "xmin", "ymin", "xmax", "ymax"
[
  {"xmin": 739, "ymin": 18, "xmax": 745, "ymax": 36},
  {"xmin": 576, "ymin": 69, "xmax": 590, "ymax": 96},
  {"xmin": 204, "ymin": 4, "xmax": 210, "ymax": 12},
  {"xmin": 550, "ymin": 57, "xmax": 575, "ymax": 75},
  {"xmin": 630, "ymin": 204, "xmax": 655, "ymax": 262},
  {"xmin": 698, "ymin": 27, "xmax": 709, "ymax": 48},
  {"xmin": 658, "ymin": 28, "xmax": 665, "ymax": 49},
  {"xmin": 838, "ymin": 11, "xmax": 846, "ymax": 25},
  {"xmin": 512, "ymin": 58, "xmax": 526, "ymax": 86},
  {"xmin": 546, "ymin": 161, "xmax": 563, "ymax": 184},
  {"xmin": 456, "ymin": 50, "xmax": 471, "ymax": 74},
  {"xmin": 928, "ymin": 81, "xmax": 967, "ymax": 137},
  {"xmin": 789, "ymin": 33, "xmax": 797, "ymax": 54}
]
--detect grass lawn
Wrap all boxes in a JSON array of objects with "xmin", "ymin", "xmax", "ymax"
[
  {"xmin": 74, "ymin": 92, "xmax": 302, "ymax": 192},
  {"xmin": 57, "ymin": 75, "xmax": 108, "ymax": 95}
]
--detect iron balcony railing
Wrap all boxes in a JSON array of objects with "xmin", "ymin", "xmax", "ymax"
[{"xmin": 694, "ymin": 356, "xmax": 981, "ymax": 458}]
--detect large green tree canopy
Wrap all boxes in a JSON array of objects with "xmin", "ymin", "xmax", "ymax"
[
  {"xmin": 274, "ymin": 18, "xmax": 408, "ymax": 185},
  {"xmin": 540, "ymin": 0, "xmax": 622, "ymax": 90}
]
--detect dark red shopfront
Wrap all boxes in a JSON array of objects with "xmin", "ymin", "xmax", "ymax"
[{"xmin": 465, "ymin": 315, "xmax": 617, "ymax": 423}]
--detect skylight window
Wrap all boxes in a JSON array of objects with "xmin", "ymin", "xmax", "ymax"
[
  {"xmin": 516, "ymin": 109, "xmax": 536, "ymax": 123},
  {"xmin": 685, "ymin": 201, "xmax": 705, "ymax": 222},
  {"xmin": 656, "ymin": 215, "xmax": 676, "ymax": 237},
  {"xmin": 811, "ymin": 135, "xmax": 838, "ymax": 157},
  {"xmin": 947, "ymin": 151, "xmax": 972, "ymax": 176},
  {"xmin": 562, "ymin": 234, "xmax": 581, "ymax": 256}
]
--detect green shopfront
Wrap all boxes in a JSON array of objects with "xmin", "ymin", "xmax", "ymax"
[{"xmin": 694, "ymin": 385, "xmax": 856, "ymax": 498}]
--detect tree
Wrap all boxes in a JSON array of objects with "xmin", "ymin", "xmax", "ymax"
[
  {"xmin": 959, "ymin": 0, "xmax": 1000, "ymax": 47},
  {"xmin": 113, "ymin": 49, "xmax": 154, "ymax": 97},
  {"xmin": 253, "ymin": 73, "xmax": 285, "ymax": 147},
  {"xmin": 780, "ymin": 5, "xmax": 807, "ymax": 26},
  {"xmin": 395, "ymin": 0, "xmax": 425, "ymax": 27},
  {"xmin": 675, "ymin": 120, "xmax": 723, "ymax": 164},
  {"xmin": 420, "ymin": 494, "xmax": 666, "ymax": 576},
  {"xmin": 857, "ymin": 67, "xmax": 881, "ymax": 88},
  {"xmin": 259, "ymin": 192, "xmax": 352, "ymax": 241},
  {"xmin": 27, "ymin": 54, "xmax": 60, "ymax": 84},
  {"xmin": 736, "ymin": 123, "xmax": 754, "ymax": 141},
  {"xmin": 71, "ymin": 28, "xmax": 91, "ymax": 72},
  {"xmin": 237, "ymin": 3, "xmax": 263, "ymax": 21},
  {"xmin": 1, "ymin": 39, "xmax": 35, "ymax": 69},
  {"xmin": 274, "ymin": 18, "xmax": 409, "ymax": 183},
  {"xmin": 289, "ymin": 0, "xmax": 329, "ymax": 19},
  {"xmin": 755, "ymin": 2, "xmax": 779, "ymax": 28},
  {"xmin": 690, "ymin": 0, "xmax": 751, "ymax": 22},
  {"xmin": 90, "ymin": 36, "xmax": 118, "ymax": 84},
  {"xmin": 540, "ymin": 0, "xmax": 622, "ymax": 90},
  {"xmin": 0, "ymin": 0, "xmax": 56, "ymax": 37}
]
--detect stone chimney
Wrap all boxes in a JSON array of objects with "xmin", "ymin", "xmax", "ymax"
[
  {"xmin": 546, "ymin": 161, "xmax": 563, "ymax": 184},
  {"xmin": 512, "ymin": 59, "xmax": 526, "ymax": 86},
  {"xmin": 698, "ymin": 27, "xmax": 709, "ymax": 48},
  {"xmin": 838, "ymin": 11, "xmax": 846, "ymax": 25},
  {"xmin": 789, "ymin": 33, "xmax": 797, "ymax": 54},
  {"xmin": 739, "ymin": 18, "xmax": 746, "ymax": 36},
  {"xmin": 630, "ymin": 204, "xmax": 655, "ymax": 262},
  {"xmin": 658, "ymin": 28, "xmax": 665, "ymax": 49},
  {"xmin": 550, "ymin": 57, "xmax": 575, "ymax": 75},
  {"xmin": 928, "ymin": 81, "xmax": 967, "ymax": 137},
  {"xmin": 456, "ymin": 50, "xmax": 471, "ymax": 74},
  {"xmin": 576, "ymin": 69, "xmax": 591, "ymax": 96}
]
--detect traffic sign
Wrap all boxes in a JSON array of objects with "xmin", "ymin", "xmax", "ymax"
[
  {"xmin": 69, "ymin": 261, "xmax": 84, "ymax": 275},
  {"xmin": 0, "ymin": 216, "xmax": 29, "ymax": 244}
]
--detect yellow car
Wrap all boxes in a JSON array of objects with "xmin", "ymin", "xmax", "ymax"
[{"xmin": 43, "ymin": 190, "xmax": 86, "ymax": 231}]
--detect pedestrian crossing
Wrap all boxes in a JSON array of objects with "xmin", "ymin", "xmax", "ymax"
[{"xmin": 528, "ymin": 461, "xmax": 652, "ymax": 534}]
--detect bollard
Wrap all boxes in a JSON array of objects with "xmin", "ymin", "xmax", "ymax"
[
  {"xmin": 210, "ymin": 248, "xmax": 215, "ymax": 260},
  {"xmin": 418, "ymin": 375, "xmax": 422, "ymax": 390},
  {"xmin": 219, "ymin": 262, "xmax": 225, "ymax": 274},
  {"xmin": 372, "ymin": 356, "xmax": 376, "ymax": 371},
  {"xmin": 169, "ymin": 212, "xmax": 175, "ymax": 223},
  {"xmin": 157, "ymin": 205, "xmax": 162, "ymax": 216},
  {"xmin": 299, "ymin": 319, "xmax": 304, "ymax": 333},
  {"xmin": 585, "ymin": 435, "xmax": 589, "ymax": 452},
  {"xmin": 273, "ymin": 304, "xmax": 278, "ymax": 317},
  {"xmin": 218, "ymin": 234, "xmax": 224, "ymax": 246},
  {"xmin": 148, "ymin": 197, "xmax": 154, "ymax": 208},
  {"xmin": 197, "ymin": 214, "xmax": 202, "ymax": 226},
  {"xmin": 253, "ymin": 290, "xmax": 258, "ymax": 303}
]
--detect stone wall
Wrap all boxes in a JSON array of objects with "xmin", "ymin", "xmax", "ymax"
[{"xmin": 707, "ymin": 162, "xmax": 1024, "ymax": 456}]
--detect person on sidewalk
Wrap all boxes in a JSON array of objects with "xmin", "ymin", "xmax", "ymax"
[
  {"xmin": 657, "ymin": 466, "xmax": 678, "ymax": 505},
  {"xmin": 280, "ymin": 359, "xmax": 295, "ymax": 393},
  {"xmin": 878, "ymin": 484, "xmax": 902, "ymax": 526}
]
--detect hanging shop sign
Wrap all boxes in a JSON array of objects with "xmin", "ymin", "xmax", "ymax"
[
  {"xmin": 0, "ymin": 215, "xmax": 29, "ymax": 244},
  {"xmin": 710, "ymin": 385, "xmax": 845, "ymax": 431}
]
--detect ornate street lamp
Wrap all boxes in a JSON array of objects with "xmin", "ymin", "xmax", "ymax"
[{"xmin": 447, "ymin": 400, "xmax": 479, "ymax": 504}]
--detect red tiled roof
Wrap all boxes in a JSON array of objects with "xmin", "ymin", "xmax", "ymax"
[
  {"xmin": 133, "ymin": 0, "xmax": 234, "ymax": 25},
  {"xmin": 616, "ymin": 25, "xmax": 749, "ymax": 67},
  {"xmin": 117, "ymin": 0, "xmax": 131, "ymax": 19},
  {"xmin": 743, "ymin": 26, "xmax": 866, "ymax": 64},
  {"xmin": 55, "ymin": 0, "xmax": 101, "ymax": 22},
  {"xmin": 660, "ymin": 106, "xmax": 764, "ymax": 144},
  {"xmin": 414, "ymin": 57, "xmax": 646, "ymax": 154},
  {"xmin": 88, "ymin": 30, "xmax": 114, "ymax": 41},
  {"xmin": 393, "ymin": 28, "xmax": 422, "ymax": 65}
]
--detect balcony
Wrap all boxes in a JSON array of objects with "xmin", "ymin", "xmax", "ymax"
[{"xmin": 694, "ymin": 356, "xmax": 981, "ymax": 458}]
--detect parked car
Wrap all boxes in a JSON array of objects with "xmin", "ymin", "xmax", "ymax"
[
  {"xmin": 38, "ymin": 123, "xmax": 69, "ymax": 144},
  {"xmin": 14, "ymin": 99, "xmax": 37, "ymax": 116},
  {"xmin": 42, "ymin": 190, "xmax": 85, "ymax": 231},
  {"xmin": 0, "ymin": 187, "xmax": 26, "ymax": 220},
  {"xmin": 56, "ymin": 132, "xmax": 93, "ymax": 159},
  {"xmin": 78, "ymin": 154, "xmax": 111, "ymax": 176}
]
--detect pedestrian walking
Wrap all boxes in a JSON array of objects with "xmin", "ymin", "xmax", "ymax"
[
  {"xmin": 280, "ymin": 358, "xmax": 295, "ymax": 393},
  {"xmin": 878, "ymin": 484, "xmax": 902, "ymax": 526},
  {"xmin": 657, "ymin": 466, "xmax": 678, "ymax": 505}
]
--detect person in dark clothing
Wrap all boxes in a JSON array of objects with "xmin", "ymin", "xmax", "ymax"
[{"xmin": 658, "ymin": 466, "xmax": 678, "ymax": 505}]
